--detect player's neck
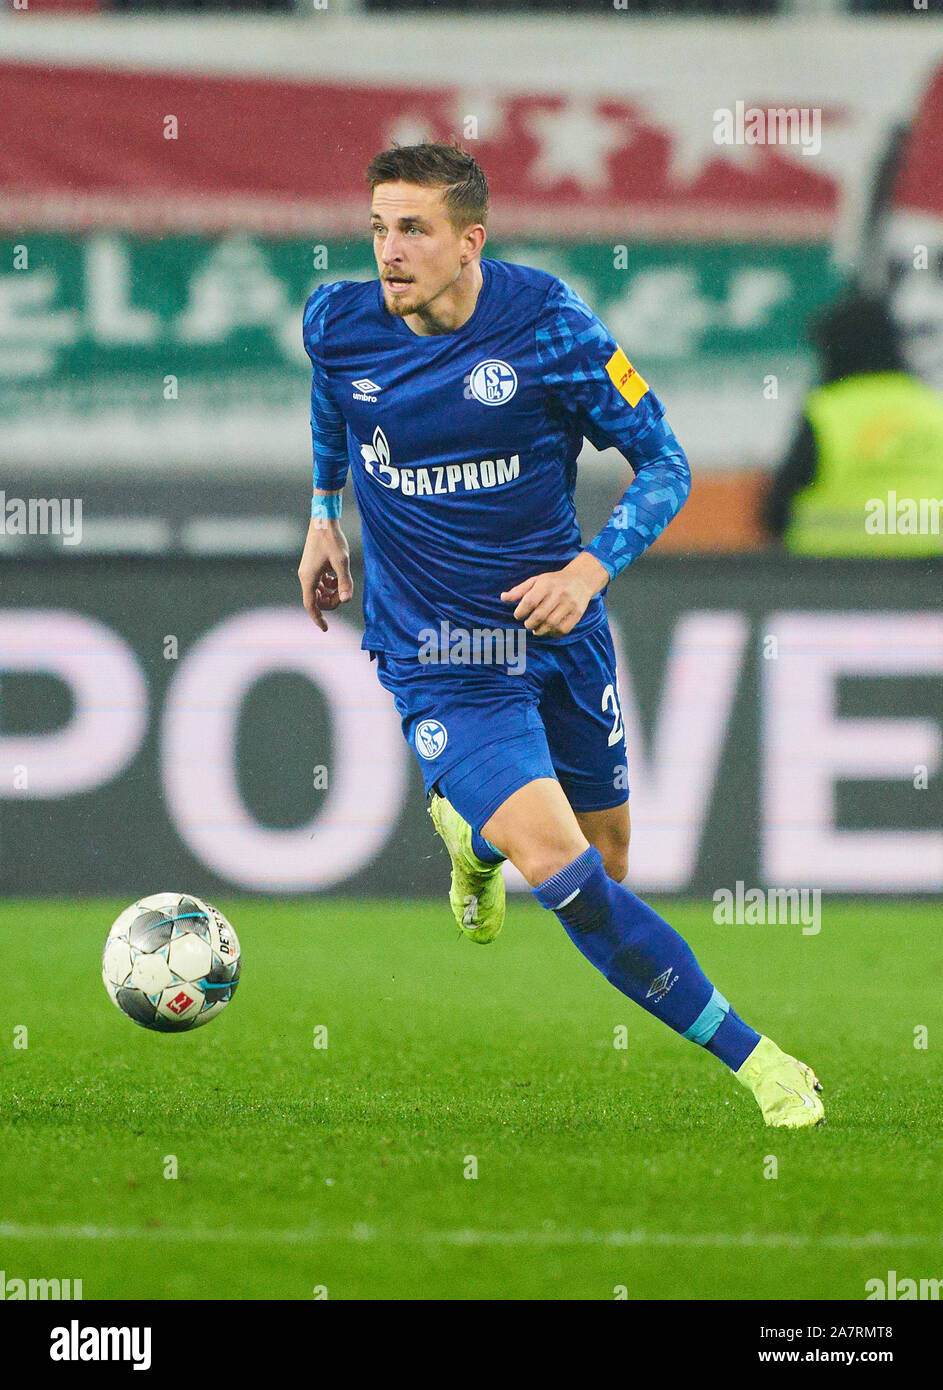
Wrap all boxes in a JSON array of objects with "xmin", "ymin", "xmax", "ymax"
[{"xmin": 403, "ymin": 260, "xmax": 484, "ymax": 337}]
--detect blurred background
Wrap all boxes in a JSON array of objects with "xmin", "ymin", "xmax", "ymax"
[{"xmin": 1, "ymin": 0, "xmax": 941, "ymax": 899}]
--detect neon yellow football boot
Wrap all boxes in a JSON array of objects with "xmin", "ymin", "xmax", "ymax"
[
  {"xmin": 428, "ymin": 792, "xmax": 505, "ymax": 944},
  {"xmin": 735, "ymin": 1035, "xmax": 825, "ymax": 1129}
]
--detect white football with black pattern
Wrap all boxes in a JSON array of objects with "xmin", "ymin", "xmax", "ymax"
[{"xmin": 102, "ymin": 893, "xmax": 241, "ymax": 1032}]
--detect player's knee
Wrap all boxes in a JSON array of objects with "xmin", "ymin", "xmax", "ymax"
[
  {"xmin": 492, "ymin": 823, "xmax": 589, "ymax": 888},
  {"xmin": 596, "ymin": 823, "xmax": 630, "ymax": 882},
  {"xmin": 511, "ymin": 841, "xmax": 586, "ymax": 889},
  {"xmin": 576, "ymin": 804, "xmax": 630, "ymax": 884},
  {"xmin": 601, "ymin": 845, "xmax": 629, "ymax": 883}
]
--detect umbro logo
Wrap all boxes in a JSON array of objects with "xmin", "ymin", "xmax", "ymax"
[
  {"xmin": 352, "ymin": 377, "xmax": 382, "ymax": 402},
  {"xmin": 646, "ymin": 968, "xmax": 677, "ymax": 1002}
]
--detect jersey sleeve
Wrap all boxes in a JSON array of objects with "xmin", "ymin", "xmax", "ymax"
[
  {"xmin": 302, "ymin": 283, "xmax": 350, "ymax": 495},
  {"xmin": 535, "ymin": 278, "xmax": 691, "ymax": 576},
  {"xmin": 535, "ymin": 278, "xmax": 665, "ymax": 451}
]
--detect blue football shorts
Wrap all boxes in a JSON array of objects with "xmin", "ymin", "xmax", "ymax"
[{"xmin": 372, "ymin": 622, "xmax": 629, "ymax": 835}]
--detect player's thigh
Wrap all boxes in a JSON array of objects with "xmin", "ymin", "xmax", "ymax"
[
  {"xmin": 481, "ymin": 777, "xmax": 589, "ymax": 888},
  {"xmin": 575, "ymin": 802, "xmax": 631, "ymax": 883},
  {"xmin": 539, "ymin": 624, "xmax": 630, "ymax": 817},
  {"xmin": 374, "ymin": 652, "xmax": 556, "ymax": 836}
]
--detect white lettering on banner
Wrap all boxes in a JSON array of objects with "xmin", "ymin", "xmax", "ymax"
[
  {"xmin": 762, "ymin": 612, "xmax": 943, "ymax": 891},
  {"xmin": 85, "ymin": 236, "xmax": 159, "ymax": 345},
  {"xmin": 611, "ymin": 612, "xmax": 749, "ymax": 891},
  {"xmin": 160, "ymin": 608, "xmax": 407, "ymax": 890},
  {"xmin": 4, "ymin": 605, "xmax": 939, "ymax": 894},
  {"xmin": 503, "ymin": 611, "xmax": 749, "ymax": 894},
  {"xmin": 175, "ymin": 234, "xmax": 295, "ymax": 345},
  {"xmin": 0, "ymin": 609, "xmax": 147, "ymax": 796}
]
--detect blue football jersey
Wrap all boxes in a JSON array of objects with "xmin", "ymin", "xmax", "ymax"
[{"xmin": 303, "ymin": 258, "xmax": 672, "ymax": 656}]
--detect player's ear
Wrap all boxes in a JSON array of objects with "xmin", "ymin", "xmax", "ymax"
[{"xmin": 462, "ymin": 224, "xmax": 486, "ymax": 262}]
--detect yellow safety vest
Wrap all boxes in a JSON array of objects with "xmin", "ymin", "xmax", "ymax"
[{"xmin": 785, "ymin": 372, "xmax": 943, "ymax": 556}]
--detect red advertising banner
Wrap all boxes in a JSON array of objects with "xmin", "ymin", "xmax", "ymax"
[{"xmin": 1, "ymin": 60, "xmax": 841, "ymax": 237}]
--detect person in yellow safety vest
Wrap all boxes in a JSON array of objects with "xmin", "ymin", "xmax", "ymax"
[{"xmin": 764, "ymin": 294, "xmax": 943, "ymax": 556}]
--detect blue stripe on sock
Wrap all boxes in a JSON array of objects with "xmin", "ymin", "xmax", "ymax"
[
  {"xmin": 682, "ymin": 987, "xmax": 730, "ymax": 1045},
  {"xmin": 470, "ymin": 826, "xmax": 505, "ymax": 865}
]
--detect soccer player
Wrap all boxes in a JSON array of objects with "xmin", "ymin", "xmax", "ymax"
[{"xmin": 298, "ymin": 143, "xmax": 823, "ymax": 1129}]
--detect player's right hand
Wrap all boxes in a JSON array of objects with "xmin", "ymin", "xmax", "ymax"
[{"xmin": 298, "ymin": 518, "xmax": 354, "ymax": 632}]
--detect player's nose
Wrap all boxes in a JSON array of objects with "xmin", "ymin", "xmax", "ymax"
[{"xmin": 380, "ymin": 234, "xmax": 408, "ymax": 266}]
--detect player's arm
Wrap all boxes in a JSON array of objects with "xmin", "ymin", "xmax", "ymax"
[
  {"xmin": 503, "ymin": 280, "xmax": 691, "ymax": 637},
  {"xmin": 298, "ymin": 287, "xmax": 354, "ymax": 632}
]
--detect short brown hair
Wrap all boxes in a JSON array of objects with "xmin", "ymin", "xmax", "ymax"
[{"xmin": 366, "ymin": 141, "xmax": 489, "ymax": 231}]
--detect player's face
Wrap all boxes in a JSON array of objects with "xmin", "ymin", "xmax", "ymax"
[{"xmin": 370, "ymin": 182, "xmax": 471, "ymax": 318}]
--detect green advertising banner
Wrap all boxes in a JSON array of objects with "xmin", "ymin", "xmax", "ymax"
[
  {"xmin": 2, "ymin": 235, "xmax": 843, "ymax": 471},
  {"xmin": 1, "ymin": 555, "xmax": 938, "ymax": 898}
]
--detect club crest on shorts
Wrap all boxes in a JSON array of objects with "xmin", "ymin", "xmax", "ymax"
[
  {"xmin": 415, "ymin": 719, "xmax": 448, "ymax": 759},
  {"xmin": 469, "ymin": 359, "xmax": 518, "ymax": 406}
]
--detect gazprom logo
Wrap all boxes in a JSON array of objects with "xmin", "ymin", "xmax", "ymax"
[
  {"xmin": 469, "ymin": 359, "xmax": 518, "ymax": 406},
  {"xmin": 415, "ymin": 720, "xmax": 448, "ymax": 759},
  {"xmin": 359, "ymin": 425, "xmax": 519, "ymax": 497},
  {"xmin": 360, "ymin": 426, "xmax": 394, "ymax": 485}
]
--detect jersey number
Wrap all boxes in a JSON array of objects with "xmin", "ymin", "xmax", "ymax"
[{"xmin": 602, "ymin": 683, "xmax": 623, "ymax": 747}]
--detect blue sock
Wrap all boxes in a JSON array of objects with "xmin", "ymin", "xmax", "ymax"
[
  {"xmin": 532, "ymin": 847, "xmax": 761, "ymax": 1072},
  {"xmin": 471, "ymin": 827, "xmax": 505, "ymax": 865}
]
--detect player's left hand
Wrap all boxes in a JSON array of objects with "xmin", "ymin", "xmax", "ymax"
[{"xmin": 501, "ymin": 551, "xmax": 611, "ymax": 638}]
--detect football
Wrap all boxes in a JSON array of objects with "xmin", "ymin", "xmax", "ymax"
[{"xmin": 102, "ymin": 892, "xmax": 241, "ymax": 1033}]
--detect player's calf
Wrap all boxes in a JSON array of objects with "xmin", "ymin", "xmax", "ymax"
[{"xmin": 484, "ymin": 777, "xmax": 822, "ymax": 1129}]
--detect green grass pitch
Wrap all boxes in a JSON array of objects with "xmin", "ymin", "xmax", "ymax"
[{"xmin": 1, "ymin": 897, "xmax": 941, "ymax": 1301}]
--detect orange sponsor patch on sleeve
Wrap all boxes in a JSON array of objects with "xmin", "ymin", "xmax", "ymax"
[{"xmin": 605, "ymin": 347, "xmax": 649, "ymax": 408}]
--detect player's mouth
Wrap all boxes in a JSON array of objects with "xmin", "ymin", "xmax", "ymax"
[{"xmin": 384, "ymin": 276, "xmax": 414, "ymax": 295}]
